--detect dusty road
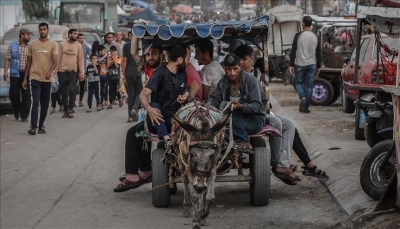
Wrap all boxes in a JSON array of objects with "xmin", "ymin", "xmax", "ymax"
[{"xmin": 0, "ymin": 92, "xmax": 350, "ymax": 229}]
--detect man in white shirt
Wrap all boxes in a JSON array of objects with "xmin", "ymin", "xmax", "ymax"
[{"xmin": 194, "ymin": 38, "xmax": 225, "ymax": 101}]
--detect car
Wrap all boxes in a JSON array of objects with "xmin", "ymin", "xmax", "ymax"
[
  {"xmin": 0, "ymin": 45, "xmax": 11, "ymax": 104},
  {"xmin": 1, "ymin": 24, "xmax": 69, "ymax": 45},
  {"xmin": 341, "ymin": 33, "xmax": 399, "ymax": 110}
]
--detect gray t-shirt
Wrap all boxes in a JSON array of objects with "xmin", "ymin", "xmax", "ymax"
[
  {"xmin": 122, "ymin": 41, "xmax": 139, "ymax": 78},
  {"xmin": 200, "ymin": 60, "xmax": 225, "ymax": 94},
  {"xmin": 294, "ymin": 31, "xmax": 318, "ymax": 66}
]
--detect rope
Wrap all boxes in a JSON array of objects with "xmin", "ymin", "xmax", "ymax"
[
  {"xmin": 217, "ymin": 104, "xmax": 234, "ymax": 168},
  {"xmin": 148, "ymin": 168, "xmax": 189, "ymax": 192}
]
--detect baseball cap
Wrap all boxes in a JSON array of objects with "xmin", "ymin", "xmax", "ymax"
[
  {"xmin": 19, "ymin": 28, "xmax": 32, "ymax": 35},
  {"xmin": 223, "ymin": 39, "xmax": 245, "ymax": 52}
]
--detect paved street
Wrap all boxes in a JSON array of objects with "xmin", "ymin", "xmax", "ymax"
[{"xmin": 1, "ymin": 97, "xmax": 348, "ymax": 229}]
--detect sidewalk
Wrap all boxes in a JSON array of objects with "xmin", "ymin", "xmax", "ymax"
[{"xmin": 269, "ymin": 89, "xmax": 377, "ymax": 219}]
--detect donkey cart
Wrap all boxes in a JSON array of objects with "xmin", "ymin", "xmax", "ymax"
[{"xmin": 132, "ymin": 16, "xmax": 275, "ymax": 228}]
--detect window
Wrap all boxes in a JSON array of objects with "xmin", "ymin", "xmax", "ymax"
[{"xmin": 372, "ymin": 37, "xmax": 399, "ymax": 61}]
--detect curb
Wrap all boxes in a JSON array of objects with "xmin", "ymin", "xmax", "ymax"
[{"xmin": 269, "ymin": 94, "xmax": 377, "ymax": 219}]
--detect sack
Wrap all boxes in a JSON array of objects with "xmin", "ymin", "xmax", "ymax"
[
  {"xmin": 51, "ymin": 76, "xmax": 59, "ymax": 93},
  {"xmin": 119, "ymin": 83, "xmax": 126, "ymax": 94}
]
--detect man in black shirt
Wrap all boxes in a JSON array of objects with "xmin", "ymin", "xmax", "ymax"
[{"xmin": 114, "ymin": 43, "xmax": 194, "ymax": 192}]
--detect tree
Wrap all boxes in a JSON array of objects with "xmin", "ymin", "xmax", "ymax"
[{"xmin": 22, "ymin": 0, "xmax": 51, "ymax": 21}]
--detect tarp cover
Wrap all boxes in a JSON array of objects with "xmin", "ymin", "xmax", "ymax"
[
  {"xmin": 266, "ymin": 5, "xmax": 303, "ymax": 24},
  {"xmin": 358, "ymin": 6, "xmax": 400, "ymax": 34},
  {"xmin": 132, "ymin": 15, "xmax": 269, "ymax": 41},
  {"xmin": 126, "ymin": 8, "xmax": 169, "ymax": 25}
]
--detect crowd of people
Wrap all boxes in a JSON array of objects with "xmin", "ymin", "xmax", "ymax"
[{"xmin": 3, "ymin": 18, "xmax": 328, "ymax": 193}]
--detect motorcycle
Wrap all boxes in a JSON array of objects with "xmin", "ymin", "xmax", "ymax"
[
  {"xmin": 364, "ymin": 101, "xmax": 394, "ymax": 148},
  {"xmin": 360, "ymin": 127, "xmax": 396, "ymax": 200}
]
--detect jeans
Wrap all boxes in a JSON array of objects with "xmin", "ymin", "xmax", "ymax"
[
  {"xmin": 30, "ymin": 80, "xmax": 51, "ymax": 129},
  {"xmin": 230, "ymin": 111, "xmax": 263, "ymax": 142},
  {"xmin": 99, "ymin": 76, "xmax": 109, "ymax": 104},
  {"xmin": 126, "ymin": 76, "xmax": 143, "ymax": 118},
  {"xmin": 9, "ymin": 75, "xmax": 31, "ymax": 119},
  {"xmin": 146, "ymin": 103, "xmax": 173, "ymax": 138},
  {"xmin": 87, "ymin": 81, "xmax": 100, "ymax": 108},
  {"xmin": 108, "ymin": 78, "xmax": 121, "ymax": 104},
  {"xmin": 294, "ymin": 64, "xmax": 316, "ymax": 109},
  {"xmin": 51, "ymin": 92, "xmax": 62, "ymax": 108},
  {"xmin": 78, "ymin": 78, "xmax": 85, "ymax": 102},
  {"xmin": 125, "ymin": 121, "xmax": 152, "ymax": 174},
  {"xmin": 276, "ymin": 115, "xmax": 296, "ymax": 168},
  {"xmin": 58, "ymin": 71, "xmax": 77, "ymax": 113}
]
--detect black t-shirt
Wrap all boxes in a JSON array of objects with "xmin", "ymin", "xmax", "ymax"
[
  {"xmin": 122, "ymin": 41, "xmax": 139, "ymax": 77},
  {"xmin": 146, "ymin": 65, "xmax": 189, "ymax": 113}
]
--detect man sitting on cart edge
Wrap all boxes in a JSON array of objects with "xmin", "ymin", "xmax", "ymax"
[
  {"xmin": 114, "ymin": 43, "xmax": 198, "ymax": 192},
  {"xmin": 207, "ymin": 53, "xmax": 265, "ymax": 152}
]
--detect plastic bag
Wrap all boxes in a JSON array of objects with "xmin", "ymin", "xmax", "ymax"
[
  {"xmin": 119, "ymin": 83, "xmax": 126, "ymax": 94},
  {"xmin": 51, "ymin": 76, "xmax": 59, "ymax": 93}
]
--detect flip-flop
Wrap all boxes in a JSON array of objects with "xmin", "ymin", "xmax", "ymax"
[{"xmin": 113, "ymin": 179, "xmax": 141, "ymax": 192}]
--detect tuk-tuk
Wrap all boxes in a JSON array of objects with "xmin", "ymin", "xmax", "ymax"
[
  {"xmin": 266, "ymin": 5, "xmax": 303, "ymax": 82},
  {"xmin": 307, "ymin": 15, "xmax": 358, "ymax": 106}
]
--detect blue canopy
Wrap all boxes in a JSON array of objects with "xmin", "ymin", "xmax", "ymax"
[{"xmin": 132, "ymin": 15, "xmax": 270, "ymax": 43}]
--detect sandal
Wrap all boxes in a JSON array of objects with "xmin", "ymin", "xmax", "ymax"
[
  {"xmin": 290, "ymin": 164, "xmax": 298, "ymax": 173},
  {"xmin": 79, "ymin": 102, "xmax": 84, "ymax": 107},
  {"xmin": 113, "ymin": 178, "xmax": 141, "ymax": 192},
  {"xmin": 62, "ymin": 113, "xmax": 68, "ymax": 118},
  {"xmin": 107, "ymin": 104, "xmax": 113, "ymax": 109},
  {"xmin": 67, "ymin": 111, "xmax": 74, "ymax": 118},
  {"xmin": 119, "ymin": 99, "xmax": 123, "ymax": 107},
  {"xmin": 234, "ymin": 141, "xmax": 253, "ymax": 153},
  {"xmin": 86, "ymin": 108, "xmax": 92, "ymax": 113},
  {"xmin": 28, "ymin": 127, "xmax": 37, "ymax": 135},
  {"xmin": 272, "ymin": 168, "xmax": 301, "ymax": 186},
  {"xmin": 38, "ymin": 128, "xmax": 46, "ymax": 134},
  {"xmin": 302, "ymin": 165, "xmax": 329, "ymax": 179},
  {"xmin": 97, "ymin": 106, "xmax": 102, "ymax": 112}
]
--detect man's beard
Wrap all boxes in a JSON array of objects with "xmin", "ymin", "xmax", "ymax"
[
  {"xmin": 70, "ymin": 37, "xmax": 77, "ymax": 41},
  {"xmin": 177, "ymin": 61, "xmax": 186, "ymax": 71},
  {"xmin": 23, "ymin": 38, "xmax": 30, "ymax": 43},
  {"xmin": 147, "ymin": 58, "xmax": 161, "ymax": 68}
]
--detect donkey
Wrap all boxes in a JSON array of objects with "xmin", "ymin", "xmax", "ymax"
[{"xmin": 171, "ymin": 103, "xmax": 231, "ymax": 229}]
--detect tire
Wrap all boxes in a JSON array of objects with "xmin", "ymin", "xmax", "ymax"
[
  {"xmin": 360, "ymin": 140, "xmax": 396, "ymax": 200},
  {"xmin": 329, "ymin": 80, "xmax": 340, "ymax": 105},
  {"xmin": 355, "ymin": 108, "xmax": 366, "ymax": 140},
  {"xmin": 152, "ymin": 148, "xmax": 171, "ymax": 208},
  {"xmin": 364, "ymin": 118, "xmax": 385, "ymax": 148},
  {"xmin": 249, "ymin": 137, "xmax": 270, "ymax": 206},
  {"xmin": 311, "ymin": 78, "xmax": 334, "ymax": 106},
  {"xmin": 342, "ymin": 87, "xmax": 354, "ymax": 113}
]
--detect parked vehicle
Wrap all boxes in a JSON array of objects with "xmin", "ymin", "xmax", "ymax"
[
  {"xmin": 308, "ymin": 15, "xmax": 358, "ymax": 106},
  {"xmin": 0, "ymin": 45, "xmax": 10, "ymax": 105},
  {"xmin": 341, "ymin": 32, "xmax": 398, "ymax": 142},
  {"xmin": 54, "ymin": 0, "xmax": 118, "ymax": 36},
  {"xmin": 267, "ymin": 5, "xmax": 303, "ymax": 82},
  {"xmin": 360, "ymin": 132, "xmax": 396, "ymax": 200},
  {"xmin": 1, "ymin": 24, "xmax": 69, "ymax": 45}
]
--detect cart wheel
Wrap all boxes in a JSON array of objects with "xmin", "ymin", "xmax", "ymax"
[
  {"xmin": 249, "ymin": 137, "xmax": 270, "ymax": 206},
  {"xmin": 311, "ymin": 78, "xmax": 334, "ymax": 106},
  {"xmin": 152, "ymin": 148, "xmax": 171, "ymax": 208},
  {"xmin": 329, "ymin": 80, "xmax": 340, "ymax": 105}
]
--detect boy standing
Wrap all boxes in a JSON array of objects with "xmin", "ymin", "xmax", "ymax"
[
  {"xmin": 97, "ymin": 45, "xmax": 109, "ymax": 109},
  {"xmin": 106, "ymin": 45, "xmax": 122, "ymax": 109},
  {"xmin": 85, "ymin": 54, "xmax": 101, "ymax": 112}
]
